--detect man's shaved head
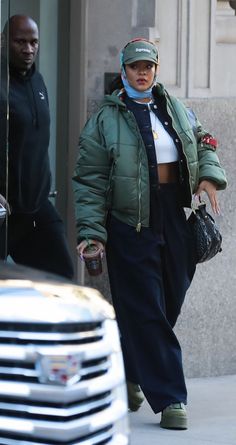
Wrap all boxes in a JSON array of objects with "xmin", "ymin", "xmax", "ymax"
[{"xmin": 4, "ymin": 15, "xmax": 39, "ymax": 75}]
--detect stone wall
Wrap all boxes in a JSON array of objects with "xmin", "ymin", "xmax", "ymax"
[{"xmin": 176, "ymin": 97, "xmax": 236, "ymax": 377}]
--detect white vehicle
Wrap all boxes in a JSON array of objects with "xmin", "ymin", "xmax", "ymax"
[{"xmin": 0, "ymin": 262, "xmax": 129, "ymax": 445}]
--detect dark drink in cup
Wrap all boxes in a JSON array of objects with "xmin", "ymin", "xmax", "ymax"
[{"xmin": 82, "ymin": 244, "xmax": 103, "ymax": 276}]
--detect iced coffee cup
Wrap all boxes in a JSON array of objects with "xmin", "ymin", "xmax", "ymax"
[{"xmin": 82, "ymin": 243, "xmax": 103, "ymax": 276}]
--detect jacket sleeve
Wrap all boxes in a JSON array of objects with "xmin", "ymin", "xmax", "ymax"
[
  {"xmin": 186, "ymin": 108, "xmax": 227, "ymax": 190},
  {"xmin": 72, "ymin": 113, "xmax": 111, "ymax": 244}
]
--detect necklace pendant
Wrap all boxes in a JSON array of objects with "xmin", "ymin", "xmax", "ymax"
[{"xmin": 153, "ymin": 130, "xmax": 158, "ymax": 140}]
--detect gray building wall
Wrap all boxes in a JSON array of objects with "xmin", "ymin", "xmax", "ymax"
[
  {"xmin": 84, "ymin": 0, "xmax": 236, "ymax": 378},
  {"xmin": 176, "ymin": 97, "xmax": 236, "ymax": 377}
]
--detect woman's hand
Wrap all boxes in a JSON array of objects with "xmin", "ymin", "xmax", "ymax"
[
  {"xmin": 0, "ymin": 194, "xmax": 11, "ymax": 214},
  {"xmin": 195, "ymin": 180, "xmax": 220, "ymax": 215},
  {"xmin": 76, "ymin": 239, "xmax": 104, "ymax": 259}
]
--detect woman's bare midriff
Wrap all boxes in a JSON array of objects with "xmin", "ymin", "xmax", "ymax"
[{"xmin": 157, "ymin": 162, "xmax": 179, "ymax": 183}]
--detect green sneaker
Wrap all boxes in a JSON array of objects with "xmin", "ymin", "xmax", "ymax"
[
  {"xmin": 160, "ymin": 403, "xmax": 187, "ymax": 430},
  {"xmin": 126, "ymin": 381, "xmax": 145, "ymax": 412}
]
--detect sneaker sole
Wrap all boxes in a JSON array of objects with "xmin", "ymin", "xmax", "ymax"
[
  {"xmin": 128, "ymin": 395, "xmax": 144, "ymax": 411},
  {"xmin": 127, "ymin": 383, "xmax": 144, "ymax": 412},
  {"xmin": 160, "ymin": 412, "xmax": 188, "ymax": 430},
  {"xmin": 128, "ymin": 401, "xmax": 144, "ymax": 412}
]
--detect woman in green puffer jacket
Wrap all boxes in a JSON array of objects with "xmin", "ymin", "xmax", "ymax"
[{"xmin": 73, "ymin": 38, "xmax": 227, "ymax": 430}]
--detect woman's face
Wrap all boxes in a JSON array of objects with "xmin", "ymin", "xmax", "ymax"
[{"xmin": 125, "ymin": 60, "xmax": 156, "ymax": 92}]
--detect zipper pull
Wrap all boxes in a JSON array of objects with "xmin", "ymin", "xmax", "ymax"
[{"xmin": 136, "ymin": 222, "xmax": 141, "ymax": 232}]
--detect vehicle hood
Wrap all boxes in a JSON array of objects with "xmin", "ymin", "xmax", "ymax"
[{"xmin": 0, "ymin": 262, "xmax": 114, "ymax": 323}]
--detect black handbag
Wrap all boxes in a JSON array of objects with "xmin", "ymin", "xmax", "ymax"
[{"xmin": 188, "ymin": 202, "xmax": 222, "ymax": 263}]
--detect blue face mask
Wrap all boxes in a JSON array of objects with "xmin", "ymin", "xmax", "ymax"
[{"xmin": 121, "ymin": 67, "xmax": 157, "ymax": 99}]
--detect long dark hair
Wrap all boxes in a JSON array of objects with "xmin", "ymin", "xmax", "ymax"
[{"xmin": 107, "ymin": 74, "xmax": 124, "ymax": 94}]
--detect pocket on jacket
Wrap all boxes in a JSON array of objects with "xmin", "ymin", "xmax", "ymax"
[{"xmin": 112, "ymin": 176, "xmax": 137, "ymax": 213}]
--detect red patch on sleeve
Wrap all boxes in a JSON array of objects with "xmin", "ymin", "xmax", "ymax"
[{"xmin": 201, "ymin": 134, "xmax": 218, "ymax": 149}]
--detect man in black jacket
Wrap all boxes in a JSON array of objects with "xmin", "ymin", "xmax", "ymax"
[{"xmin": 0, "ymin": 15, "xmax": 74, "ymax": 279}]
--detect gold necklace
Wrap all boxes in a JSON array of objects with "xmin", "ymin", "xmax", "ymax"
[
  {"xmin": 152, "ymin": 117, "xmax": 159, "ymax": 140},
  {"xmin": 152, "ymin": 129, "xmax": 158, "ymax": 140},
  {"xmin": 148, "ymin": 102, "xmax": 158, "ymax": 140}
]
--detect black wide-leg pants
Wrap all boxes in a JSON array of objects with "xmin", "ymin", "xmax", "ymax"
[{"xmin": 106, "ymin": 184, "xmax": 196, "ymax": 414}]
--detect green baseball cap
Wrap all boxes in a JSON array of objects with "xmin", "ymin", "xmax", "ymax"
[{"xmin": 122, "ymin": 39, "xmax": 158, "ymax": 65}]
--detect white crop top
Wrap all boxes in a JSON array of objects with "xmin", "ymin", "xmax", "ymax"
[{"xmin": 149, "ymin": 109, "xmax": 179, "ymax": 164}]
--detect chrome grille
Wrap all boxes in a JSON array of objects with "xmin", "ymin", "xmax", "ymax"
[
  {"xmin": 0, "ymin": 391, "xmax": 112, "ymax": 421},
  {"xmin": 0, "ymin": 425, "xmax": 113, "ymax": 445},
  {"xmin": 0, "ymin": 317, "xmax": 128, "ymax": 445},
  {"xmin": 0, "ymin": 321, "xmax": 104, "ymax": 344},
  {"xmin": 0, "ymin": 355, "xmax": 110, "ymax": 383}
]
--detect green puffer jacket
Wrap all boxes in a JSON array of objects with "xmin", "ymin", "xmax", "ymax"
[{"xmin": 73, "ymin": 83, "xmax": 227, "ymax": 244}]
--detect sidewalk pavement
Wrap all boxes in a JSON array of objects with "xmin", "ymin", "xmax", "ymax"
[{"xmin": 128, "ymin": 374, "xmax": 236, "ymax": 445}]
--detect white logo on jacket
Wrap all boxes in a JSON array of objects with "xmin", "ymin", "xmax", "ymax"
[{"xmin": 39, "ymin": 92, "xmax": 45, "ymax": 100}]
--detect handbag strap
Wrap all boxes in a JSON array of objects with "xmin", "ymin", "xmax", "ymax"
[{"xmin": 191, "ymin": 195, "xmax": 205, "ymax": 213}]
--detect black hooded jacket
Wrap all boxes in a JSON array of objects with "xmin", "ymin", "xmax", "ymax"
[{"xmin": 0, "ymin": 62, "xmax": 51, "ymax": 213}]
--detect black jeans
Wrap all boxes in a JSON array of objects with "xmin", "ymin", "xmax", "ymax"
[
  {"xmin": 106, "ymin": 184, "xmax": 196, "ymax": 413},
  {"xmin": 0, "ymin": 199, "xmax": 74, "ymax": 280}
]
